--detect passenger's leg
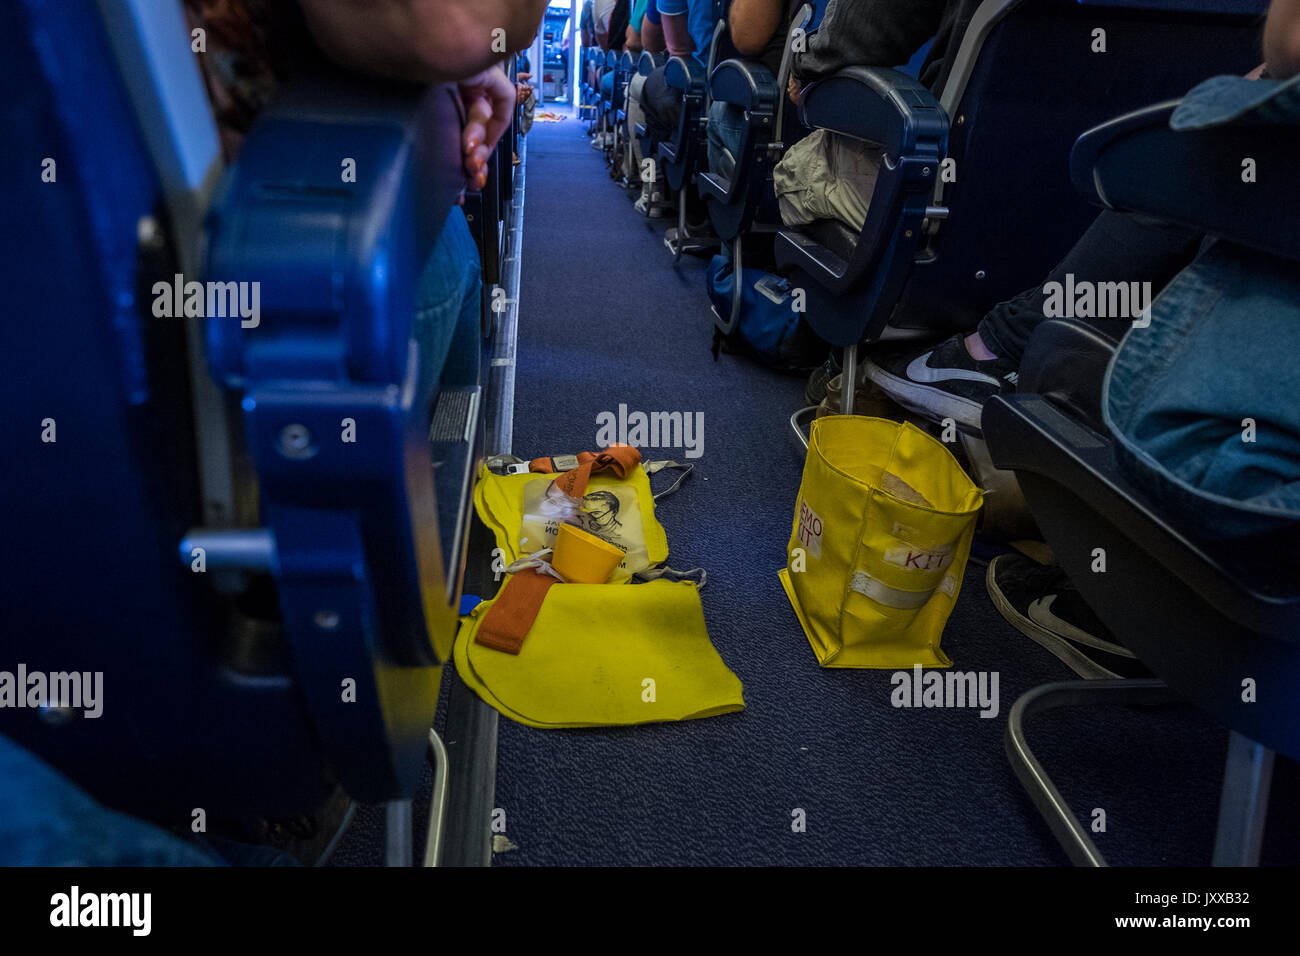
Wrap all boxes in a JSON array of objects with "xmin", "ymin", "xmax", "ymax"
[
  {"xmin": 626, "ymin": 72, "xmax": 647, "ymax": 179},
  {"xmin": 704, "ymin": 99, "xmax": 750, "ymax": 257},
  {"xmin": 639, "ymin": 65, "xmax": 681, "ymax": 142},
  {"xmin": 976, "ymin": 210, "xmax": 1205, "ymax": 364},
  {"xmin": 863, "ymin": 211, "xmax": 1204, "ymax": 432},
  {"xmin": 413, "ymin": 207, "xmax": 483, "ymax": 392},
  {"xmin": 629, "ymin": 72, "xmax": 650, "ymax": 191},
  {"xmin": 705, "ymin": 99, "xmax": 747, "ymax": 179}
]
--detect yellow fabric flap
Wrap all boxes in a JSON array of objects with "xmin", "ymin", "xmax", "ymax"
[{"xmin": 455, "ymin": 580, "xmax": 745, "ymax": 728}]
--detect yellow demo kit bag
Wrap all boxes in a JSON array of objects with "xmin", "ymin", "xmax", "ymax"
[{"xmin": 779, "ymin": 416, "xmax": 984, "ymax": 669}]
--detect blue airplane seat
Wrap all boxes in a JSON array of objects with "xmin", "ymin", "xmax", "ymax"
[
  {"xmin": 775, "ymin": 0, "xmax": 1269, "ymax": 351},
  {"xmin": 657, "ymin": 3, "xmax": 732, "ymax": 259},
  {"xmin": 0, "ymin": 0, "xmax": 476, "ymax": 824},
  {"xmin": 983, "ymin": 89, "xmax": 1300, "ymax": 866}
]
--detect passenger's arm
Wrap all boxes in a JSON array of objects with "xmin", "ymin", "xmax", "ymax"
[
  {"xmin": 642, "ymin": 19, "xmax": 666, "ymax": 52},
  {"xmin": 459, "ymin": 65, "xmax": 517, "ymax": 190},
  {"xmin": 660, "ymin": 9, "xmax": 695, "ymax": 59},
  {"xmin": 298, "ymin": 0, "xmax": 550, "ymax": 83},
  {"xmin": 1264, "ymin": 0, "xmax": 1300, "ymax": 78},
  {"xmin": 728, "ymin": 0, "xmax": 785, "ymax": 58},
  {"xmin": 790, "ymin": 0, "xmax": 948, "ymax": 83}
]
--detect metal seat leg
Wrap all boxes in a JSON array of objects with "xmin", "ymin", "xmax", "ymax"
[
  {"xmin": 1212, "ymin": 731, "xmax": 1274, "ymax": 867},
  {"xmin": 1005, "ymin": 678, "xmax": 1175, "ymax": 866}
]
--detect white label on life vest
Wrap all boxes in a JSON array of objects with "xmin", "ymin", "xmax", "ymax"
[
  {"xmin": 796, "ymin": 498, "xmax": 823, "ymax": 559},
  {"xmin": 884, "ymin": 544, "xmax": 954, "ymax": 573}
]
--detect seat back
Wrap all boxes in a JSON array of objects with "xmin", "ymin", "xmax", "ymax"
[
  {"xmin": 778, "ymin": 0, "xmax": 1267, "ymax": 347},
  {"xmin": 656, "ymin": 2, "xmax": 730, "ymax": 189},
  {"xmin": 984, "ymin": 83, "xmax": 1300, "ymax": 759},
  {"xmin": 0, "ymin": 0, "xmax": 472, "ymax": 820},
  {"xmin": 890, "ymin": 0, "xmax": 1268, "ymax": 334},
  {"xmin": 985, "ymin": 393, "xmax": 1300, "ymax": 760}
]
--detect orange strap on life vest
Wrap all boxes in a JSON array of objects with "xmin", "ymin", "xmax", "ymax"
[
  {"xmin": 527, "ymin": 446, "xmax": 641, "ymax": 496},
  {"xmin": 475, "ymin": 446, "xmax": 643, "ymax": 655}
]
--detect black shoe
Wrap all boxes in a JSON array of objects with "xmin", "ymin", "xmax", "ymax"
[
  {"xmin": 804, "ymin": 351, "xmax": 841, "ymax": 405},
  {"xmin": 863, "ymin": 333, "xmax": 1019, "ymax": 433},
  {"xmin": 986, "ymin": 553, "xmax": 1151, "ymax": 680}
]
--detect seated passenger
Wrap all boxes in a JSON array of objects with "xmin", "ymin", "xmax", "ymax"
[
  {"xmin": 294, "ymin": 0, "xmax": 536, "ymax": 387},
  {"xmin": 516, "ymin": 52, "xmax": 536, "ymax": 138},
  {"xmin": 704, "ymin": 0, "xmax": 804, "ymax": 225},
  {"xmin": 981, "ymin": 1, "xmax": 1300, "ymax": 679},
  {"xmin": 773, "ymin": 0, "xmax": 949, "ymax": 237},
  {"xmin": 624, "ymin": 0, "xmax": 669, "ymax": 211},
  {"xmin": 859, "ymin": 210, "xmax": 1203, "ymax": 431},
  {"xmin": 596, "ymin": 0, "xmax": 632, "ymax": 114},
  {"xmin": 638, "ymin": 0, "xmax": 713, "ymax": 144},
  {"xmin": 700, "ymin": 0, "xmax": 946, "ymax": 250}
]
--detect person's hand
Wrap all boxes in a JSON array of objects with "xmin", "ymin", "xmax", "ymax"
[
  {"xmin": 787, "ymin": 75, "xmax": 803, "ymax": 105},
  {"xmin": 1245, "ymin": 62, "xmax": 1267, "ymax": 80},
  {"xmin": 515, "ymin": 71, "xmax": 534, "ymax": 102},
  {"xmin": 459, "ymin": 66, "xmax": 517, "ymax": 191}
]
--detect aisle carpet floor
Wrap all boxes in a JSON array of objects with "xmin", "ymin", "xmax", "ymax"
[{"xmin": 336, "ymin": 114, "xmax": 1299, "ymax": 867}]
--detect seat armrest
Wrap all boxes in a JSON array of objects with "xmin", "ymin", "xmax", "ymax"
[
  {"xmin": 206, "ymin": 71, "xmax": 463, "ymax": 386},
  {"xmin": 1019, "ymin": 319, "xmax": 1118, "ymax": 432},
  {"xmin": 665, "ymin": 54, "xmax": 706, "ymax": 94},
  {"xmin": 638, "ymin": 50, "xmax": 667, "ymax": 76},
  {"xmin": 1071, "ymin": 98, "xmax": 1300, "ymax": 262},
  {"xmin": 799, "ymin": 65, "xmax": 946, "ymax": 155},
  {"xmin": 983, "ymin": 394, "xmax": 1300, "ymax": 635},
  {"xmin": 708, "ymin": 58, "xmax": 779, "ymax": 113},
  {"xmin": 774, "ymin": 66, "xmax": 948, "ymax": 345}
]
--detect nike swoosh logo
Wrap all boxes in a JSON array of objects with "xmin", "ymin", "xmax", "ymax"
[
  {"xmin": 906, "ymin": 353, "xmax": 1002, "ymax": 387},
  {"xmin": 1028, "ymin": 595, "xmax": 1137, "ymax": 658}
]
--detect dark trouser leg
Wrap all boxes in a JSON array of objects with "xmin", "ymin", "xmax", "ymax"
[
  {"xmin": 706, "ymin": 100, "xmax": 748, "ymax": 260},
  {"xmin": 640, "ymin": 65, "xmax": 681, "ymax": 143},
  {"xmin": 978, "ymin": 211, "xmax": 1205, "ymax": 365}
]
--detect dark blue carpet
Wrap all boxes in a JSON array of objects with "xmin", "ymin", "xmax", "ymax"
[
  {"xmin": 330, "ymin": 115, "xmax": 1300, "ymax": 868},
  {"xmin": 484, "ymin": 116, "xmax": 1300, "ymax": 867}
]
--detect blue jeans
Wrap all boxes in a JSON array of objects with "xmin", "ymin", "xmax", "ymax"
[
  {"xmin": 0, "ymin": 733, "xmax": 221, "ymax": 865},
  {"xmin": 706, "ymin": 99, "xmax": 747, "ymax": 178},
  {"xmin": 1104, "ymin": 239, "xmax": 1300, "ymax": 591},
  {"xmin": 413, "ymin": 206, "xmax": 481, "ymax": 391},
  {"xmin": 706, "ymin": 100, "xmax": 748, "ymax": 260},
  {"xmin": 1100, "ymin": 71, "xmax": 1300, "ymax": 590}
]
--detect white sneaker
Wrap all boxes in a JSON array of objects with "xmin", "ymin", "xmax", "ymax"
[{"xmin": 646, "ymin": 189, "xmax": 665, "ymax": 219}]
